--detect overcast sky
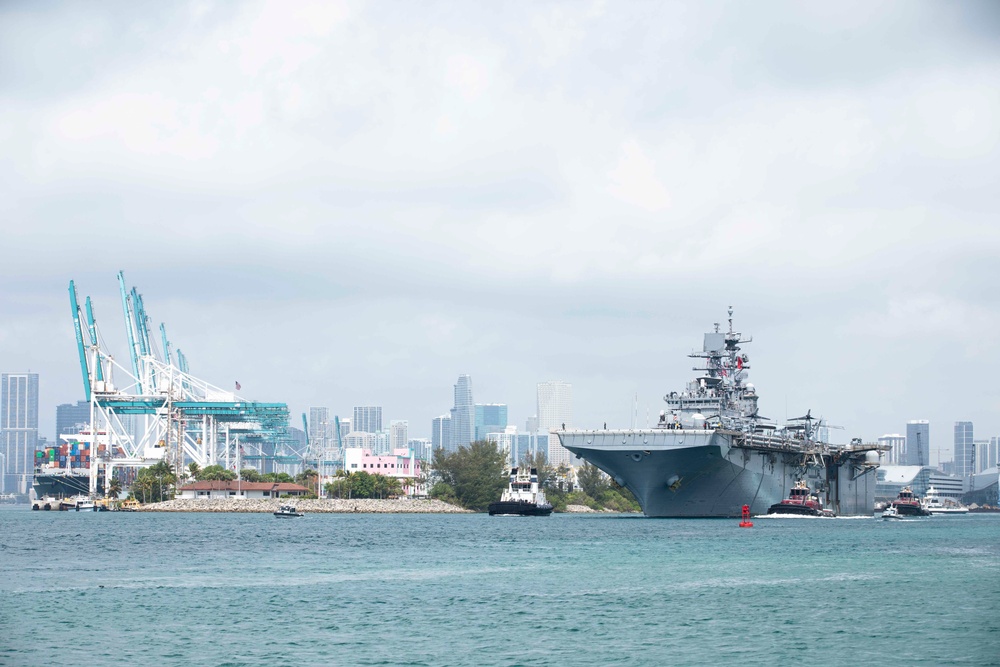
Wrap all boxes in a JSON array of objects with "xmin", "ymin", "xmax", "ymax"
[{"xmin": 2, "ymin": 1, "xmax": 998, "ymax": 464}]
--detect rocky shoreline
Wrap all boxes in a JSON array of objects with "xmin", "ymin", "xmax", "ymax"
[
  {"xmin": 138, "ymin": 498, "xmax": 472, "ymax": 513},
  {"xmin": 563, "ymin": 504, "xmax": 625, "ymax": 513}
]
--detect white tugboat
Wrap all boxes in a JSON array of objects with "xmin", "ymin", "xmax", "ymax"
[{"xmin": 489, "ymin": 467, "xmax": 553, "ymax": 516}]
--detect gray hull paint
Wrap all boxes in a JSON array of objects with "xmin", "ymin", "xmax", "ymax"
[{"xmin": 560, "ymin": 430, "xmax": 877, "ymax": 517}]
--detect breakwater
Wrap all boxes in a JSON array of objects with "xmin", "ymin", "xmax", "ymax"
[{"xmin": 138, "ymin": 497, "xmax": 471, "ymax": 513}]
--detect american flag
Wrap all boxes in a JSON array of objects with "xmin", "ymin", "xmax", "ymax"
[{"xmin": 235, "ymin": 381, "xmax": 241, "ymax": 391}]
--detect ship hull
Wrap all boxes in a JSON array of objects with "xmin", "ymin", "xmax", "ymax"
[
  {"xmin": 890, "ymin": 503, "xmax": 931, "ymax": 517},
  {"xmin": 559, "ymin": 429, "xmax": 877, "ymax": 518},
  {"xmin": 766, "ymin": 503, "xmax": 823, "ymax": 516},
  {"xmin": 488, "ymin": 501, "xmax": 553, "ymax": 516},
  {"xmin": 31, "ymin": 471, "xmax": 105, "ymax": 500}
]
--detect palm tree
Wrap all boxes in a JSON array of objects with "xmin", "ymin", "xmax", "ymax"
[
  {"xmin": 187, "ymin": 462, "xmax": 201, "ymax": 481},
  {"xmin": 385, "ymin": 476, "xmax": 403, "ymax": 499},
  {"xmin": 107, "ymin": 478, "xmax": 122, "ymax": 500},
  {"xmin": 335, "ymin": 470, "xmax": 354, "ymax": 499}
]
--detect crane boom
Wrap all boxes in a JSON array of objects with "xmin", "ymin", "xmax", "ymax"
[
  {"xmin": 84, "ymin": 295, "xmax": 104, "ymax": 382},
  {"xmin": 160, "ymin": 323, "xmax": 173, "ymax": 366},
  {"xmin": 68, "ymin": 281, "xmax": 92, "ymax": 400},
  {"xmin": 117, "ymin": 271, "xmax": 142, "ymax": 392}
]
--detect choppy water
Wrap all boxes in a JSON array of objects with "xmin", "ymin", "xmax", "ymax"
[{"xmin": 1, "ymin": 508, "xmax": 998, "ymax": 666}]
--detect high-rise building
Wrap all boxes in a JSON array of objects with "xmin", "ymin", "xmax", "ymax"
[
  {"xmin": 372, "ymin": 431, "xmax": 391, "ymax": 455},
  {"xmin": 432, "ymin": 414, "xmax": 451, "ymax": 451},
  {"xmin": 516, "ymin": 432, "xmax": 543, "ymax": 461},
  {"xmin": 353, "ymin": 406, "xmax": 383, "ymax": 434},
  {"xmin": 525, "ymin": 416, "xmax": 539, "ymax": 433},
  {"xmin": 990, "ymin": 437, "xmax": 1000, "ymax": 471},
  {"xmin": 1, "ymin": 373, "xmax": 39, "ymax": 495},
  {"xmin": 877, "ymin": 434, "xmax": 905, "ymax": 465},
  {"xmin": 343, "ymin": 431, "xmax": 375, "ymax": 450},
  {"xmin": 548, "ymin": 432, "xmax": 572, "ymax": 468},
  {"xmin": 538, "ymin": 381, "xmax": 573, "ymax": 466},
  {"xmin": 486, "ymin": 427, "xmax": 517, "ymax": 467},
  {"xmin": 390, "ymin": 420, "xmax": 408, "ymax": 451},
  {"xmin": 973, "ymin": 439, "xmax": 990, "ymax": 474},
  {"xmin": 55, "ymin": 400, "xmax": 90, "ymax": 445},
  {"xmin": 475, "ymin": 403, "xmax": 508, "ymax": 441},
  {"xmin": 537, "ymin": 381, "xmax": 572, "ymax": 431},
  {"xmin": 309, "ymin": 407, "xmax": 330, "ymax": 455},
  {"xmin": 408, "ymin": 438, "xmax": 432, "ymax": 461},
  {"xmin": 905, "ymin": 420, "xmax": 930, "ymax": 467},
  {"xmin": 450, "ymin": 375, "xmax": 474, "ymax": 450},
  {"xmin": 953, "ymin": 421, "xmax": 973, "ymax": 477}
]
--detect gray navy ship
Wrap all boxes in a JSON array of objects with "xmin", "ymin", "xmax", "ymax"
[{"xmin": 556, "ymin": 309, "xmax": 884, "ymax": 517}]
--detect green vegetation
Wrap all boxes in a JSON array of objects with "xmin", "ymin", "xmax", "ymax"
[
  {"xmin": 324, "ymin": 471, "xmax": 404, "ymax": 499},
  {"xmin": 431, "ymin": 440, "xmax": 508, "ymax": 511},
  {"xmin": 260, "ymin": 472, "xmax": 294, "ymax": 483},
  {"xmin": 196, "ymin": 464, "xmax": 236, "ymax": 481},
  {"xmin": 521, "ymin": 456, "xmax": 641, "ymax": 513},
  {"xmin": 129, "ymin": 460, "xmax": 176, "ymax": 503}
]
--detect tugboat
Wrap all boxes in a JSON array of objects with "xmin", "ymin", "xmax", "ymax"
[
  {"xmin": 766, "ymin": 480, "xmax": 834, "ymax": 516},
  {"xmin": 887, "ymin": 486, "xmax": 931, "ymax": 517},
  {"xmin": 921, "ymin": 487, "xmax": 969, "ymax": 515},
  {"xmin": 273, "ymin": 504, "xmax": 304, "ymax": 518},
  {"xmin": 489, "ymin": 467, "xmax": 553, "ymax": 516}
]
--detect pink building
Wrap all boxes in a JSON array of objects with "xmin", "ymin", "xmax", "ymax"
[{"xmin": 341, "ymin": 447, "xmax": 426, "ymax": 497}]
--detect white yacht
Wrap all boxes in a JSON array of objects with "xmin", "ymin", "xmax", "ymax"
[{"xmin": 921, "ymin": 487, "xmax": 969, "ymax": 515}]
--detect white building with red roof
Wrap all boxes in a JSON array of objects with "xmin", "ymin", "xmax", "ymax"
[{"xmin": 178, "ymin": 480, "xmax": 311, "ymax": 500}]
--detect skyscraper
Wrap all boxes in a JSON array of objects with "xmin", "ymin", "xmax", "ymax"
[
  {"xmin": 432, "ymin": 414, "xmax": 451, "ymax": 451},
  {"xmin": 538, "ymin": 381, "xmax": 573, "ymax": 467},
  {"xmin": 953, "ymin": 421, "xmax": 973, "ymax": 477},
  {"xmin": 1, "ymin": 373, "xmax": 39, "ymax": 495},
  {"xmin": 877, "ymin": 434, "xmax": 905, "ymax": 465},
  {"xmin": 390, "ymin": 420, "xmax": 408, "ymax": 451},
  {"xmin": 55, "ymin": 400, "xmax": 90, "ymax": 446},
  {"xmin": 905, "ymin": 420, "xmax": 930, "ymax": 467},
  {"xmin": 973, "ymin": 439, "xmax": 990, "ymax": 474},
  {"xmin": 537, "ymin": 381, "xmax": 573, "ymax": 431},
  {"xmin": 474, "ymin": 403, "xmax": 508, "ymax": 441},
  {"xmin": 450, "ymin": 375, "xmax": 474, "ymax": 450},
  {"xmin": 353, "ymin": 406, "xmax": 383, "ymax": 434},
  {"xmin": 309, "ymin": 407, "xmax": 330, "ymax": 455}
]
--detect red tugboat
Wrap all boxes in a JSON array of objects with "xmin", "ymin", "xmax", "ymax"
[
  {"xmin": 766, "ymin": 480, "xmax": 833, "ymax": 516},
  {"xmin": 887, "ymin": 486, "xmax": 931, "ymax": 517}
]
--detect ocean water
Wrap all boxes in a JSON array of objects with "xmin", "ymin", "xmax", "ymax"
[{"xmin": 1, "ymin": 508, "xmax": 998, "ymax": 666}]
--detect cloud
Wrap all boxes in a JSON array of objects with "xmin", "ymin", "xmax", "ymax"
[{"xmin": 1, "ymin": 1, "xmax": 998, "ymax": 451}]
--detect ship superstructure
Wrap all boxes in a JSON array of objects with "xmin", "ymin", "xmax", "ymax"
[{"xmin": 557, "ymin": 309, "xmax": 885, "ymax": 517}]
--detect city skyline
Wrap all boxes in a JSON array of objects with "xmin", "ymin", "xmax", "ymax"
[
  {"xmin": 13, "ymin": 366, "xmax": 1000, "ymax": 470},
  {"xmin": 2, "ymin": 3, "xmax": 999, "ymax": 458}
]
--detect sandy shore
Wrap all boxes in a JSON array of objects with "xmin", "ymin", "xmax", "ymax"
[{"xmin": 137, "ymin": 497, "xmax": 472, "ymax": 513}]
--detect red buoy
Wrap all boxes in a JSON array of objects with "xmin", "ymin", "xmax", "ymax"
[{"xmin": 739, "ymin": 504, "xmax": 753, "ymax": 528}]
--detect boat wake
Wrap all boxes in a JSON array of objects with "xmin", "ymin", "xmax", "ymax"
[{"xmin": 755, "ymin": 513, "xmax": 873, "ymax": 520}]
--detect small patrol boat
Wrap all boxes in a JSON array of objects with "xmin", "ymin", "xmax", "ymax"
[
  {"xmin": 273, "ymin": 504, "xmax": 304, "ymax": 518},
  {"xmin": 489, "ymin": 467, "xmax": 553, "ymax": 516},
  {"xmin": 881, "ymin": 505, "xmax": 903, "ymax": 520}
]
